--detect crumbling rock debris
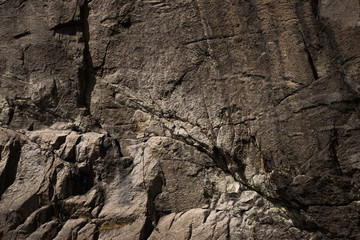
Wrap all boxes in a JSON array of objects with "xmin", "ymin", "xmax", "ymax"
[{"xmin": 1, "ymin": 0, "xmax": 360, "ymax": 239}]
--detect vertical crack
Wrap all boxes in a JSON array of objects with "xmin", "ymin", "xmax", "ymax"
[
  {"xmin": 139, "ymin": 173, "xmax": 164, "ymax": 240},
  {"xmin": 78, "ymin": 0, "xmax": 96, "ymax": 112},
  {"xmin": 329, "ymin": 126, "xmax": 342, "ymax": 174},
  {"xmin": 300, "ymin": 32, "xmax": 319, "ymax": 80},
  {"xmin": 186, "ymin": 223, "xmax": 192, "ymax": 240},
  {"xmin": 113, "ymin": 139, "xmax": 124, "ymax": 157},
  {"xmin": 311, "ymin": 0, "xmax": 319, "ymax": 18},
  {"xmin": 94, "ymin": 41, "xmax": 110, "ymax": 78},
  {"xmin": 226, "ymin": 217, "xmax": 231, "ymax": 240}
]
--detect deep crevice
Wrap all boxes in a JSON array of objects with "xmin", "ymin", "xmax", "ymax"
[
  {"xmin": 139, "ymin": 173, "xmax": 164, "ymax": 240},
  {"xmin": 0, "ymin": 139, "xmax": 22, "ymax": 198},
  {"xmin": 310, "ymin": 0, "xmax": 319, "ymax": 18},
  {"xmin": 93, "ymin": 229, "xmax": 100, "ymax": 240},
  {"xmin": 78, "ymin": 0, "xmax": 96, "ymax": 111}
]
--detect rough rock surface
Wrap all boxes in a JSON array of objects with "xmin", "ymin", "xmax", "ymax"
[{"xmin": 0, "ymin": 0, "xmax": 360, "ymax": 239}]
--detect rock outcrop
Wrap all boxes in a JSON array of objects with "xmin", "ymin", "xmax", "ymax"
[{"xmin": 0, "ymin": 0, "xmax": 360, "ymax": 239}]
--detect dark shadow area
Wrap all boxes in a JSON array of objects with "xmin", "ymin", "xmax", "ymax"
[
  {"xmin": 51, "ymin": 21, "xmax": 82, "ymax": 36},
  {"xmin": 13, "ymin": 30, "xmax": 31, "ymax": 39},
  {"xmin": 139, "ymin": 173, "xmax": 164, "ymax": 240},
  {"xmin": 0, "ymin": 140, "xmax": 21, "ymax": 198},
  {"xmin": 77, "ymin": 1, "xmax": 97, "ymax": 112}
]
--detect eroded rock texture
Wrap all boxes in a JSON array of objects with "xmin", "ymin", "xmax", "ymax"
[{"xmin": 0, "ymin": 0, "xmax": 360, "ymax": 239}]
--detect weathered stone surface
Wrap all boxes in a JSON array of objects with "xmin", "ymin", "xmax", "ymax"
[
  {"xmin": 53, "ymin": 218, "xmax": 87, "ymax": 240},
  {"xmin": 0, "ymin": 0, "xmax": 360, "ymax": 239},
  {"xmin": 27, "ymin": 220, "xmax": 61, "ymax": 240}
]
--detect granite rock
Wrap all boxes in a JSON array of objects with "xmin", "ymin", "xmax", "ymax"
[{"xmin": 0, "ymin": 0, "xmax": 360, "ymax": 239}]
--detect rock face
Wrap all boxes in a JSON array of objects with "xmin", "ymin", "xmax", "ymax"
[{"xmin": 0, "ymin": 0, "xmax": 360, "ymax": 239}]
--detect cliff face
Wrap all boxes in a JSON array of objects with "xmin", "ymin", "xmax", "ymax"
[{"xmin": 0, "ymin": 0, "xmax": 360, "ymax": 239}]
